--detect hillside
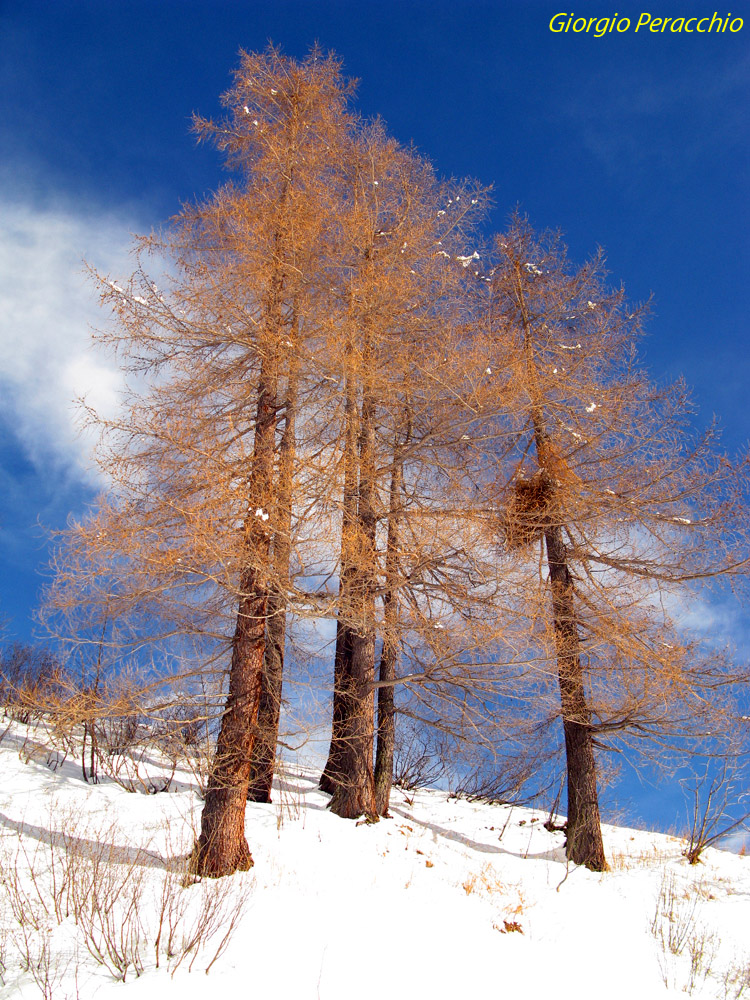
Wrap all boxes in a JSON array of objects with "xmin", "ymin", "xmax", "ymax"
[{"xmin": 0, "ymin": 718, "xmax": 748, "ymax": 999}]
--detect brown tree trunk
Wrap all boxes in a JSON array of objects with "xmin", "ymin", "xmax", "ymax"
[
  {"xmin": 374, "ymin": 626, "xmax": 396, "ymax": 816},
  {"xmin": 320, "ymin": 361, "xmax": 359, "ymax": 795},
  {"xmin": 245, "ymin": 587, "xmax": 284, "ymax": 803},
  {"xmin": 248, "ymin": 353, "xmax": 299, "ymax": 803},
  {"xmin": 319, "ymin": 619, "xmax": 352, "ymax": 794},
  {"xmin": 329, "ymin": 627, "xmax": 377, "ymax": 818},
  {"xmin": 543, "ymin": 520, "xmax": 607, "ymax": 871},
  {"xmin": 194, "ymin": 293, "xmax": 280, "ymax": 877},
  {"xmin": 192, "ymin": 591, "xmax": 264, "ymax": 876},
  {"xmin": 328, "ymin": 374, "xmax": 378, "ymax": 820},
  {"xmin": 374, "ymin": 422, "xmax": 407, "ymax": 816}
]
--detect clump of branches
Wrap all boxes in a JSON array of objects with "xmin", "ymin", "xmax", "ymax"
[{"xmin": 501, "ymin": 470, "xmax": 556, "ymax": 552}]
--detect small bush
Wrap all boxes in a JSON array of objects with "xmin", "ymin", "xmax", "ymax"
[
  {"xmin": 0, "ymin": 643, "xmax": 67, "ymax": 724},
  {"xmin": 393, "ymin": 722, "xmax": 447, "ymax": 792}
]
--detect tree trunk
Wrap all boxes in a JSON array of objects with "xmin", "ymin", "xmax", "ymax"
[
  {"xmin": 329, "ymin": 627, "xmax": 377, "ymax": 818},
  {"xmin": 248, "ymin": 343, "xmax": 299, "ymax": 803},
  {"xmin": 319, "ymin": 619, "xmax": 352, "ymax": 794},
  {"xmin": 194, "ymin": 298, "xmax": 280, "ymax": 877},
  {"xmin": 320, "ymin": 361, "xmax": 359, "ymax": 794},
  {"xmin": 192, "ymin": 593, "xmax": 264, "ymax": 876},
  {"xmin": 374, "ymin": 630, "xmax": 396, "ymax": 816},
  {"xmin": 374, "ymin": 423, "xmax": 407, "ymax": 816},
  {"xmin": 245, "ymin": 587, "xmax": 283, "ymax": 803},
  {"xmin": 328, "ymin": 372, "xmax": 378, "ymax": 820},
  {"xmin": 544, "ymin": 518, "xmax": 607, "ymax": 871}
]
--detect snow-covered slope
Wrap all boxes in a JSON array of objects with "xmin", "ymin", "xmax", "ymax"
[{"xmin": 0, "ymin": 719, "xmax": 748, "ymax": 1000}]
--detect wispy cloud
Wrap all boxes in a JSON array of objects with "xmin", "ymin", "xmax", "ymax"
[
  {"xmin": 560, "ymin": 50, "xmax": 749, "ymax": 191},
  {"xmin": 0, "ymin": 193, "xmax": 142, "ymax": 483}
]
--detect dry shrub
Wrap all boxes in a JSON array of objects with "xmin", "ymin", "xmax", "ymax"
[
  {"xmin": 273, "ymin": 760, "xmax": 306, "ymax": 830},
  {"xmin": 392, "ymin": 721, "xmax": 448, "ymax": 794},
  {"xmin": 152, "ymin": 704, "xmax": 217, "ymax": 799},
  {"xmin": 0, "ymin": 643, "xmax": 67, "ymax": 725},
  {"xmin": 608, "ymin": 841, "xmax": 680, "ymax": 872},
  {"xmin": 0, "ymin": 804, "xmax": 250, "ymax": 993},
  {"xmin": 682, "ymin": 758, "xmax": 750, "ymax": 865},
  {"xmin": 6, "ymin": 677, "xmax": 215, "ymax": 796},
  {"xmin": 461, "ymin": 863, "xmax": 506, "ymax": 897},
  {"xmin": 651, "ymin": 872, "xmax": 700, "ymax": 957},
  {"xmin": 724, "ymin": 958, "xmax": 750, "ymax": 1000}
]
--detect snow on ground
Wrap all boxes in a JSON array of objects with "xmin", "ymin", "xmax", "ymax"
[{"xmin": 0, "ymin": 718, "xmax": 748, "ymax": 999}]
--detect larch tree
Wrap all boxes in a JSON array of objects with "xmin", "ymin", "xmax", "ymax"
[
  {"xmin": 317, "ymin": 126, "xmax": 489, "ymax": 817},
  {"xmin": 479, "ymin": 216, "xmax": 749, "ymax": 870},
  {"xmin": 184, "ymin": 48, "xmax": 360, "ymax": 875},
  {"xmin": 44, "ymin": 46, "xmax": 360, "ymax": 877}
]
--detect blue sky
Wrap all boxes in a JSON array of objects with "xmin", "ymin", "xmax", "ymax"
[{"xmin": 0, "ymin": 1, "xmax": 748, "ymax": 832}]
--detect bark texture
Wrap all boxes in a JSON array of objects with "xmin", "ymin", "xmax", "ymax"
[
  {"xmin": 374, "ymin": 433, "xmax": 406, "ymax": 816},
  {"xmin": 320, "ymin": 362, "xmax": 359, "ymax": 795},
  {"xmin": 328, "ymin": 381, "xmax": 378, "ymax": 819},
  {"xmin": 248, "ymin": 354, "xmax": 299, "ymax": 803},
  {"xmin": 544, "ymin": 519, "xmax": 607, "ymax": 871},
  {"xmin": 194, "ymin": 302, "xmax": 280, "ymax": 876},
  {"xmin": 374, "ymin": 636, "xmax": 396, "ymax": 816}
]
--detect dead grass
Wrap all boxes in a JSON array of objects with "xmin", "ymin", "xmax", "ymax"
[
  {"xmin": 460, "ymin": 863, "xmax": 526, "ymax": 933},
  {"xmin": 607, "ymin": 838, "xmax": 685, "ymax": 872},
  {"xmin": 650, "ymin": 870, "xmax": 722, "ymax": 995}
]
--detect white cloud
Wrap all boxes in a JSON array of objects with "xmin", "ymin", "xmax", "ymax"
[
  {"xmin": 718, "ymin": 828, "xmax": 750, "ymax": 856},
  {"xmin": 0, "ymin": 195, "xmax": 141, "ymax": 483}
]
